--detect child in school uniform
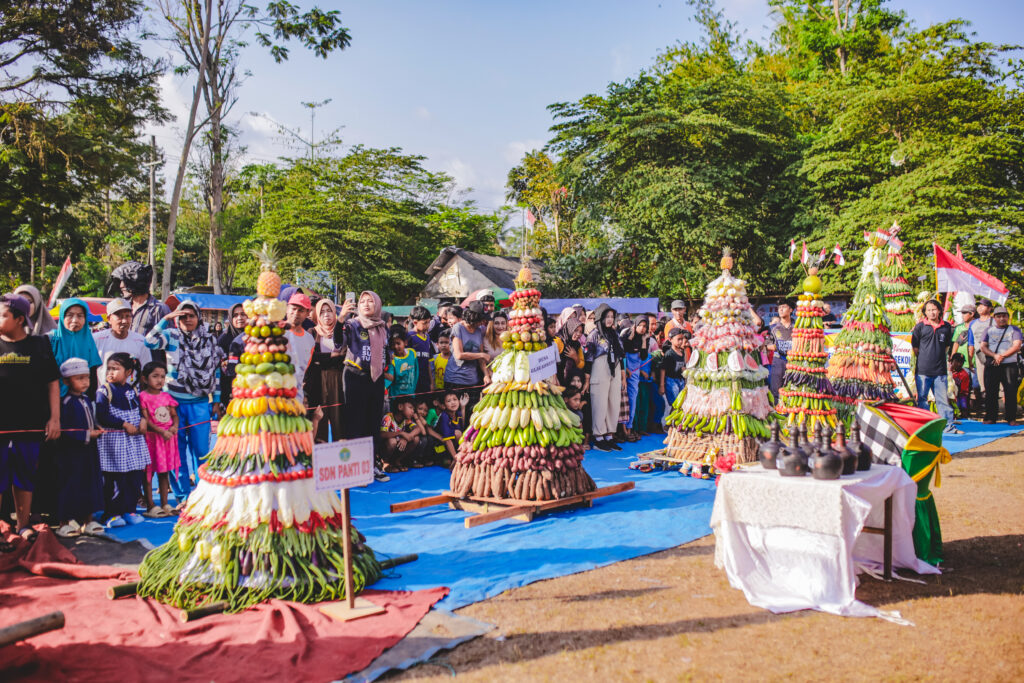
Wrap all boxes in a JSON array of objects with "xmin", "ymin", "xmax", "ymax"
[
  {"xmin": 430, "ymin": 332, "xmax": 452, "ymax": 391},
  {"xmin": 95, "ymin": 352, "xmax": 150, "ymax": 527},
  {"xmin": 55, "ymin": 358, "xmax": 105, "ymax": 537},
  {"xmin": 379, "ymin": 396, "xmax": 426, "ymax": 471},
  {"xmin": 431, "ymin": 390, "xmax": 466, "ymax": 466},
  {"xmin": 405, "ymin": 306, "xmax": 435, "ymax": 396}
]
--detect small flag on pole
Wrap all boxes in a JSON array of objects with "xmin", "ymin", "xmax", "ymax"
[
  {"xmin": 525, "ymin": 209, "xmax": 537, "ymax": 227},
  {"xmin": 47, "ymin": 257, "xmax": 73, "ymax": 309},
  {"xmin": 817, "ymin": 247, "xmax": 827, "ymax": 265},
  {"xmin": 789, "ymin": 240, "xmax": 796, "ymax": 261},
  {"xmin": 833, "ymin": 244, "xmax": 845, "ymax": 266},
  {"xmin": 800, "ymin": 242, "xmax": 809, "ymax": 264}
]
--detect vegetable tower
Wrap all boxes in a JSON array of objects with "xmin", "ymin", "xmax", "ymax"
[
  {"xmin": 826, "ymin": 229, "xmax": 898, "ymax": 421},
  {"xmin": 137, "ymin": 245, "xmax": 383, "ymax": 612},
  {"xmin": 880, "ymin": 240, "xmax": 915, "ymax": 333},
  {"xmin": 449, "ymin": 263, "xmax": 595, "ymax": 501},
  {"xmin": 777, "ymin": 267, "xmax": 841, "ymax": 434},
  {"xmin": 663, "ymin": 249, "xmax": 774, "ymax": 464}
]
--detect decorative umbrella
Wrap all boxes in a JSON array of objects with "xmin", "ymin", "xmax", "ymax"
[
  {"xmin": 856, "ymin": 402, "xmax": 950, "ymax": 565},
  {"xmin": 49, "ymin": 297, "xmax": 110, "ymax": 324},
  {"xmin": 460, "ymin": 287, "xmax": 511, "ymax": 308}
]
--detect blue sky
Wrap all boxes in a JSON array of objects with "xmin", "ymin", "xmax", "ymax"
[{"xmin": 147, "ymin": 0, "xmax": 1021, "ymax": 213}]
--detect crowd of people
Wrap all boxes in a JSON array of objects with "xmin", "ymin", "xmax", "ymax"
[{"xmin": 0, "ymin": 261, "xmax": 1020, "ymax": 544}]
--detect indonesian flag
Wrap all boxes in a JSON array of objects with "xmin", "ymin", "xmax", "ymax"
[
  {"xmin": 934, "ymin": 243, "xmax": 1009, "ymax": 304},
  {"xmin": 800, "ymin": 242, "xmax": 809, "ymax": 264},
  {"xmin": 889, "ymin": 235, "xmax": 904, "ymax": 253},
  {"xmin": 833, "ymin": 244, "xmax": 845, "ymax": 266},
  {"xmin": 46, "ymin": 257, "xmax": 73, "ymax": 309},
  {"xmin": 789, "ymin": 239, "xmax": 796, "ymax": 260},
  {"xmin": 525, "ymin": 209, "xmax": 537, "ymax": 227},
  {"xmin": 817, "ymin": 247, "xmax": 827, "ymax": 265}
]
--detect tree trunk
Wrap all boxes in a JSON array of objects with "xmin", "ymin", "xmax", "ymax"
[
  {"xmin": 30, "ymin": 243, "xmax": 35, "ymax": 283},
  {"xmin": 207, "ymin": 89, "xmax": 225, "ymax": 294},
  {"xmin": 161, "ymin": 0, "xmax": 212, "ymax": 297}
]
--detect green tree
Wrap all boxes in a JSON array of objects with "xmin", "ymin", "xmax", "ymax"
[{"xmin": 505, "ymin": 150, "xmax": 577, "ymax": 258}]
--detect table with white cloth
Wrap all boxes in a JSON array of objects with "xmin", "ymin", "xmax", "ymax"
[{"xmin": 711, "ymin": 464, "xmax": 940, "ymax": 620}]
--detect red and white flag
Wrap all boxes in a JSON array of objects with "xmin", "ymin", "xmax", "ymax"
[
  {"xmin": 833, "ymin": 244, "xmax": 845, "ymax": 266},
  {"xmin": 789, "ymin": 240, "xmax": 796, "ymax": 261},
  {"xmin": 46, "ymin": 257, "xmax": 73, "ymax": 309},
  {"xmin": 817, "ymin": 247, "xmax": 827, "ymax": 265},
  {"xmin": 933, "ymin": 243, "xmax": 1009, "ymax": 304},
  {"xmin": 800, "ymin": 242, "xmax": 809, "ymax": 264},
  {"xmin": 525, "ymin": 209, "xmax": 537, "ymax": 227}
]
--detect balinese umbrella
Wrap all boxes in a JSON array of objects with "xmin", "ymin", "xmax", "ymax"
[
  {"xmin": 461, "ymin": 287, "xmax": 511, "ymax": 308},
  {"xmin": 856, "ymin": 402, "xmax": 950, "ymax": 565}
]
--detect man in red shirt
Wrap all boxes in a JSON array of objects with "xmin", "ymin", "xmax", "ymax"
[{"xmin": 661, "ymin": 300, "xmax": 691, "ymax": 342}]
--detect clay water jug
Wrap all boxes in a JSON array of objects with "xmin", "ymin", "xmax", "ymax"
[
  {"xmin": 812, "ymin": 425, "xmax": 843, "ymax": 480},
  {"xmin": 837, "ymin": 426, "xmax": 857, "ymax": 475},
  {"xmin": 759, "ymin": 420, "xmax": 782, "ymax": 470},
  {"xmin": 778, "ymin": 426, "xmax": 808, "ymax": 476},
  {"xmin": 851, "ymin": 421, "xmax": 873, "ymax": 471}
]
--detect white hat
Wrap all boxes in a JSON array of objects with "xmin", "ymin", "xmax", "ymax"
[
  {"xmin": 106, "ymin": 298, "xmax": 132, "ymax": 316},
  {"xmin": 60, "ymin": 357, "xmax": 91, "ymax": 378}
]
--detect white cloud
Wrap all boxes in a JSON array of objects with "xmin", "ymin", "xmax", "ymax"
[
  {"xmin": 442, "ymin": 158, "xmax": 479, "ymax": 189},
  {"xmin": 502, "ymin": 139, "xmax": 545, "ymax": 165},
  {"xmin": 414, "ymin": 105, "xmax": 431, "ymax": 121}
]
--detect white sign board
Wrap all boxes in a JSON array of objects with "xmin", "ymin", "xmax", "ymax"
[
  {"xmin": 528, "ymin": 344, "xmax": 559, "ymax": 381},
  {"xmin": 313, "ymin": 436, "xmax": 374, "ymax": 492}
]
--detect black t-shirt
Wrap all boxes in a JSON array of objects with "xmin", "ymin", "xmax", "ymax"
[
  {"xmin": 0, "ymin": 335, "xmax": 61, "ymax": 439},
  {"xmin": 911, "ymin": 321, "xmax": 953, "ymax": 376},
  {"xmin": 662, "ymin": 348, "xmax": 688, "ymax": 381}
]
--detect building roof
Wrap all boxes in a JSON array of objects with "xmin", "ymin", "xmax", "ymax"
[{"xmin": 424, "ymin": 247, "xmax": 542, "ymax": 292}]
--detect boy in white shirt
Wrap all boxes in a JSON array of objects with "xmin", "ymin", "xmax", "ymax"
[{"xmin": 284, "ymin": 292, "xmax": 316, "ymax": 402}]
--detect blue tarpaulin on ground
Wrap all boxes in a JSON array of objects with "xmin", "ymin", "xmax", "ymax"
[
  {"xmin": 540, "ymin": 298, "xmax": 661, "ymax": 315},
  {"xmin": 106, "ymin": 420, "xmax": 1020, "ymax": 610}
]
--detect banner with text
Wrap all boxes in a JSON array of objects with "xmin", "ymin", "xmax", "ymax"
[
  {"xmin": 313, "ymin": 436, "xmax": 374, "ymax": 492},
  {"xmin": 528, "ymin": 344, "xmax": 559, "ymax": 382}
]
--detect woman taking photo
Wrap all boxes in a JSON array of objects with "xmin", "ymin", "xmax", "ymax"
[
  {"xmin": 587, "ymin": 304, "xmax": 624, "ymax": 451},
  {"xmin": 444, "ymin": 301, "xmax": 490, "ymax": 420},
  {"xmin": 336, "ymin": 292, "xmax": 390, "ymax": 481},
  {"xmin": 304, "ymin": 298, "xmax": 353, "ymax": 443},
  {"xmin": 217, "ymin": 303, "xmax": 249, "ymax": 406}
]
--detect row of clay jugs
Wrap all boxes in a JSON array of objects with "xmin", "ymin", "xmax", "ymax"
[{"xmin": 759, "ymin": 421, "xmax": 872, "ymax": 476}]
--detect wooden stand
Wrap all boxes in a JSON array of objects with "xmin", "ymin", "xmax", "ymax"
[
  {"xmin": 860, "ymin": 494, "xmax": 894, "ymax": 581},
  {"xmin": 390, "ymin": 481, "xmax": 635, "ymax": 528}
]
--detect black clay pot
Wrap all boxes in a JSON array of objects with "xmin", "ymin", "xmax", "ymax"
[
  {"xmin": 759, "ymin": 420, "xmax": 782, "ymax": 470},
  {"xmin": 851, "ymin": 421, "xmax": 873, "ymax": 471},
  {"xmin": 778, "ymin": 427, "xmax": 808, "ymax": 476},
  {"xmin": 837, "ymin": 426, "xmax": 857, "ymax": 475},
  {"xmin": 812, "ymin": 426, "xmax": 843, "ymax": 480}
]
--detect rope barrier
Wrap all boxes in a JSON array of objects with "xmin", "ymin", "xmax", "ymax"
[{"xmin": 0, "ymin": 382, "xmax": 490, "ymax": 436}]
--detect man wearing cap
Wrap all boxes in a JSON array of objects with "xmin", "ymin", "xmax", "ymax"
[
  {"xmin": 0, "ymin": 293, "xmax": 61, "ymax": 538},
  {"xmin": 93, "ymin": 299, "xmax": 152, "ymax": 372},
  {"xmin": 284, "ymin": 292, "xmax": 316, "ymax": 402},
  {"xmin": 967, "ymin": 299, "xmax": 995, "ymax": 411},
  {"xmin": 662, "ymin": 300, "xmax": 691, "ymax": 343},
  {"xmin": 978, "ymin": 306, "xmax": 1022, "ymax": 425}
]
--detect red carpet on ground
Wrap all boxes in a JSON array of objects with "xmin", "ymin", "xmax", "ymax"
[{"xmin": 1, "ymin": 523, "xmax": 448, "ymax": 682}]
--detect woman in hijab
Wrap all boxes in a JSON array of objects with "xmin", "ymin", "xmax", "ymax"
[
  {"xmin": 555, "ymin": 316, "xmax": 588, "ymax": 392},
  {"xmin": 586, "ymin": 303, "xmax": 625, "ymax": 451},
  {"xmin": 619, "ymin": 316, "xmax": 649, "ymax": 442},
  {"xmin": 217, "ymin": 302, "xmax": 249, "ymax": 406},
  {"xmin": 146, "ymin": 300, "xmax": 225, "ymax": 503},
  {"xmin": 15, "ymin": 284, "xmax": 57, "ymax": 336},
  {"xmin": 49, "ymin": 298, "xmax": 102, "ymax": 396},
  {"xmin": 338, "ymin": 292, "xmax": 390, "ymax": 480},
  {"xmin": 304, "ymin": 298, "xmax": 353, "ymax": 444}
]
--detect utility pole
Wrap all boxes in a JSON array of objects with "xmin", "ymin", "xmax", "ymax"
[
  {"xmin": 250, "ymin": 99, "xmax": 339, "ymax": 161},
  {"xmin": 302, "ymin": 99, "xmax": 331, "ymax": 162},
  {"xmin": 144, "ymin": 136, "xmax": 162, "ymax": 295}
]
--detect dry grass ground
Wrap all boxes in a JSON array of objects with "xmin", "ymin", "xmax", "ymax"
[{"xmin": 389, "ymin": 433, "xmax": 1024, "ymax": 682}]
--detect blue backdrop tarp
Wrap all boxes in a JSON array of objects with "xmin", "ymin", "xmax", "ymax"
[{"xmin": 541, "ymin": 298, "xmax": 661, "ymax": 315}]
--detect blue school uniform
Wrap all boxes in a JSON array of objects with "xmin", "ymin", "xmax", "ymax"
[{"xmin": 57, "ymin": 393, "xmax": 103, "ymax": 521}]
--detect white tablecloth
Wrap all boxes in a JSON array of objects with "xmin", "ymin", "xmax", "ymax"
[{"xmin": 711, "ymin": 464, "xmax": 940, "ymax": 619}]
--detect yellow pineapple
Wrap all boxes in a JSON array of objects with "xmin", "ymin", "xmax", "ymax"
[
  {"xmin": 252, "ymin": 243, "xmax": 282, "ymax": 297},
  {"xmin": 720, "ymin": 247, "xmax": 734, "ymax": 272}
]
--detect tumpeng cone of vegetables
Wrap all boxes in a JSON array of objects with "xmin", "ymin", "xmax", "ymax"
[
  {"xmin": 662, "ymin": 249, "xmax": 775, "ymax": 464},
  {"xmin": 448, "ymin": 263, "xmax": 596, "ymax": 501},
  {"xmin": 777, "ymin": 267, "xmax": 842, "ymax": 434},
  {"xmin": 137, "ymin": 245, "xmax": 383, "ymax": 612},
  {"xmin": 827, "ymin": 229, "xmax": 898, "ymax": 422},
  {"xmin": 880, "ymin": 238, "xmax": 915, "ymax": 333}
]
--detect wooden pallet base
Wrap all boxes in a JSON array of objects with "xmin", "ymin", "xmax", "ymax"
[{"xmin": 390, "ymin": 481, "xmax": 636, "ymax": 528}]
